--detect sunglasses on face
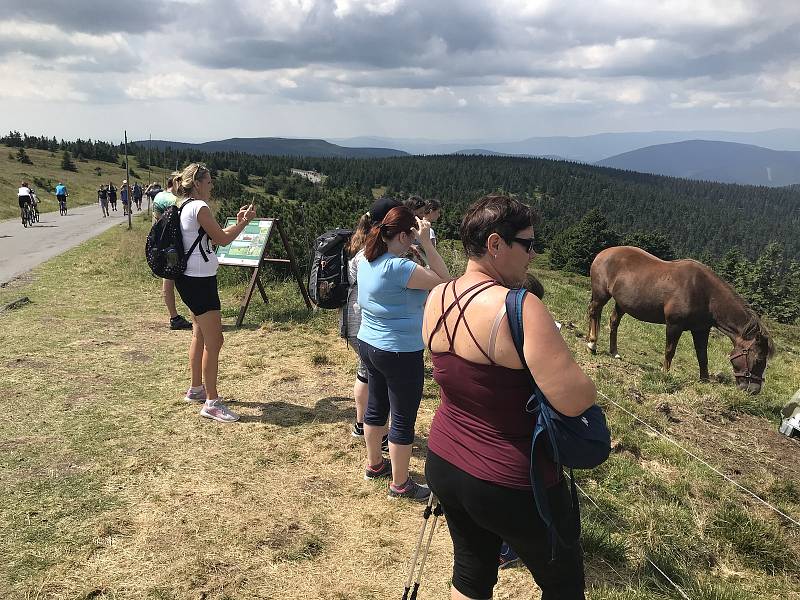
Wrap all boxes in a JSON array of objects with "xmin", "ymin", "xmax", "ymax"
[{"xmin": 510, "ymin": 236, "xmax": 536, "ymax": 253}]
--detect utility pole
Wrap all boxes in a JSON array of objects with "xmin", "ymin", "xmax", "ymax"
[
  {"xmin": 147, "ymin": 134, "xmax": 152, "ymax": 213},
  {"xmin": 124, "ymin": 130, "xmax": 131, "ymax": 230}
]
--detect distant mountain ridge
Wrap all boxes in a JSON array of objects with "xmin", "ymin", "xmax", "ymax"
[
  {"xmin": 134, "ymin": 137, "xmax": 407, "ymax": 159},
  {"xmin": 331, "ymin": 129, "xmax": 800, "ymax": 162},
  {"xmin": 596, "ymin": 140, "xmax": 800, "ymax": 187}
]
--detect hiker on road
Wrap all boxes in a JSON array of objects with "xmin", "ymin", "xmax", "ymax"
[{"xmin": 98, "ymin": 185, "xmax": 110, "ymax": 217}]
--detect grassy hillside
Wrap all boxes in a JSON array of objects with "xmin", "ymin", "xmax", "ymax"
[
  {"xmin": 0, "ymin": 222, "xmax": 798, "ymax": 599},
  {"xmin": 0, "ymin": 145, "xmax": 161, "ymax": 220}
]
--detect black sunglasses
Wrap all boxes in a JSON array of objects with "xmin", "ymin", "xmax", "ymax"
[{"xmin": 510, "ymin": 236, "xmax": 536, "ymax": 253}]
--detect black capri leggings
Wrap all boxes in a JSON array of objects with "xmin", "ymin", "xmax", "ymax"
[
  {"xmin": 425, "ymin": 450, "xmax": 585, "ymax": 600},
  {"xmin": 358, "ymin": 340, "xmax": 423, "ymax": 445}
]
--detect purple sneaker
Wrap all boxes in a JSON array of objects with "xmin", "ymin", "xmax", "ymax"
[
  {"xmin": 200, "ymin": 400, "xmax": 239, "ymax": 423},
  {"xmin": 184, "ymin": 386, "xmax": 207, "ymax": 403}
]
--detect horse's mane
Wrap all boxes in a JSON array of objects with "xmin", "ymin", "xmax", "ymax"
[
  {"xmin": 698, "ymin": 260, "xmax": 776, "ymax": 357},
  {"xmin": 742, "ymin": 308, "xmax": 776, "ymax": 357}
]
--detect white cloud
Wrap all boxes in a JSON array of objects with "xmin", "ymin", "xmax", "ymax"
[{"xmin": 0, "ymin": 0, "xmax": 799, "ymax": 139}]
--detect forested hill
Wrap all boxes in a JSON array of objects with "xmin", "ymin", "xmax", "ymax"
[
  {"xmin": 597, "ymin": 140, "xmax": 800, "ymax": 187},
  {"xmin": 161, "ymin": 150, "xmax": 794, "ymax": 261},
  {"xmin": 135, "ymin": 137, "xmax": 407, "ymax": 158},
  {"xmin": 3, "ymin": 130, "xmax": 798, "ymax": 261},
  {"xmin": 125, "ymin": 144, "xmax": 799, "ymax": 261}
]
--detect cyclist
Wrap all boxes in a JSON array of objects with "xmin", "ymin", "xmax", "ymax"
[
  {"xmin": 29, "ymin": 188, "xmax": 40, "ymax": 221},
  {"xmin": 18, "ymin": 181, "xmax": 33, "ymax": 225},
  {"xmin": 55, "ymin": 182, "xmax": 68, "ymax": 215}
]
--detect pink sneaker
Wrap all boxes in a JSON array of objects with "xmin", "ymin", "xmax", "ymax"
[
  {"xmin": 200, "ymin": 400, "xmax": 239, "ymax": 423},
  {"xmin": 184, "ymin": 386, "xmax": 207, "ymax": 403}
]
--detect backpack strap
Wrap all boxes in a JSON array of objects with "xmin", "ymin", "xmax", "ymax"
[
  {"xmin": 178, "ymin": 199, "xmax": 209, "ymax": 263},
  {"xmin": 505, "ymin": 287, "xmax": 580, "ymax": 559}
]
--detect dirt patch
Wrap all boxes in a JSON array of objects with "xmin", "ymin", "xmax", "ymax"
[
  {"xmin": 668, "ymin": 403, "xmax": 800, "ymax": 489},
  {"xmin": 121, "ymin": 350, "xmax": 152, "ymax": 363}
]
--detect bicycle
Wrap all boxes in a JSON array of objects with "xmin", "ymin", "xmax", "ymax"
[
  {"xmin": 31, "ymin": 202, "xmax": 40, "ymax": 223},
  {"xmin": 58, "ymin": 197, "xmax": 68, "ymax": 216},
  {"xmin": 20, "ymin": 201, "xmax": 33, "ymax": 228}
]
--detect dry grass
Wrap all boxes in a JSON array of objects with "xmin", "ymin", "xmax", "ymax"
[{"xmin": 0, "ymin": 222, "xmax": 798, "ymax": 599}]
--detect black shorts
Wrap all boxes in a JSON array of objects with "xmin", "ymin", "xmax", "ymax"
[
  {"xmin": 425, "ymin": 451, "xmax": 585, "ymax": 600},
  {"xmin": 18, "ymin": 196, "xmax": 30, "ymax": 209},
  {"xmin": 57, "ymin": 194, "xmax": 66, "ymax": 204},
  {"xmin": 358, "ymin": 340, "xmax": 424, "ymax": 445},
  {"xmin": 174, "ymin": 275, "xmax": 221, "ymax": 316}
]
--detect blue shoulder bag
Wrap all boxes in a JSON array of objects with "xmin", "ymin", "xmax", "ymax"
[{"xmin": 505, "ymin": 288, "xmax": 611, "ymax": 552}]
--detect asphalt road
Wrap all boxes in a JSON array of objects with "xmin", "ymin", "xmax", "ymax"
[{"xmin": 0, "ymin": 203, "xmax": 135, "ymax": 285}]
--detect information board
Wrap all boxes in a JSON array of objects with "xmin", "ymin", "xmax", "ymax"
[{"xmin": 215, "ymin": 218, "xmax": 274, "ymax": 266}]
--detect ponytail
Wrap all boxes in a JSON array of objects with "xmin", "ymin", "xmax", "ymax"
[
  {"xmin": 363, "ymin": 206, "xmax": 416, "ymax": 262},
  {"xmin": 364, "ymin": 224, "xmax": 388, "ymax": 262}
]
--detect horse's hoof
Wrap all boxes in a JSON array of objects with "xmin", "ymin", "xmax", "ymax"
[
  {"xmin": 587, "ymin": 342, "xmax": 597, "ymax": 354},
  {"xmin": 613, "ymin": 354, "xmax": 621, "ymax": 360}
]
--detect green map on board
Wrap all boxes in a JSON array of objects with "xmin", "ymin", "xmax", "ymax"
[{"xmin": 215, "ymin": 218, "xmax": 274, "ymax": 266}]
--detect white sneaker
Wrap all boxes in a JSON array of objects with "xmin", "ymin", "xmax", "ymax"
[
  {"xmin": 184, "ymin": 386, "xmax": 207, "ymax": 403},
  {"xmin": 200, "ymin": 400, "xmax": 239, "ymax": 423}
]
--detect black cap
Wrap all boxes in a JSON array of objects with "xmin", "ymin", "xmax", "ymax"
[{"xmin": 368, "ymin": 197, "xmax": 401, "ymax": 224}]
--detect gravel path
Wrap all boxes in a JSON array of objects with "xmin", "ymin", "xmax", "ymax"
[{"xmin": 0, "ymin": 203, "xmax": 137, "ymax": 285}]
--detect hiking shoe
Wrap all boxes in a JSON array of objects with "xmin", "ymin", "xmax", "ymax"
[
  {"xmin": 184, "ymin": 386, "xmax": 207, "ymax": 403},
  {"xmin": 498, "ymin": 542, "xmax": 521, "ymax": 569},
  {"xmin": 200, "ymin": 400, "xmax": 240, "ymax": 423},
  {"xmin": 170, "ymin": 315, "xmax": 193, "ymax": 330},
  {"xmin": 388, "ymin": 478, "xmax": 431, "ymax": 502},
  {"xmin": 364, "ymin": 458, "xmax": 392, "ymax": 481}
]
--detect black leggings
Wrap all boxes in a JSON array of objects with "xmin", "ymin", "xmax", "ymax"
[
  {"xmin": 358, "ymin": 340, "xmax": 423, "ymax": 445},
  {"xmin": 425, "ymin": 451, "xmax": 585, "ymax": 600}
]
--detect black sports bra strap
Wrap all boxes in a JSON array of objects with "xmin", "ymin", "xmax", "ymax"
[
  {"xmin": 450, "ymin": 281, "xmax": 498, "ymax": 361},
  {"xmin": 427, "ymin": 279, "xmax": 498, "ymax": 353}
]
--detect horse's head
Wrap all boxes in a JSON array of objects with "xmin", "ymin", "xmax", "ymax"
[{"xmin": 729, "ymin": 330, "xmax": 774, "ymax": 394}]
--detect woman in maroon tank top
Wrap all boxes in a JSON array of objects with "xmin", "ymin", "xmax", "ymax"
[{"xmin": 422, "ymin": 194, "xmax": 597, "ymax": 600}]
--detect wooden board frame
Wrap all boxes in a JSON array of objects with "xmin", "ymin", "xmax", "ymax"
[{"xmin": 219, "ymin": 218, "xmax": 312, "ymax": 327}]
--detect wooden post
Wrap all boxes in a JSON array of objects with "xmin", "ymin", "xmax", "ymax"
[
  {"xmin": 124, "ymin": 130, "xmax": 131, "ymax": 230},
  {"xmin": 276, "ymin": 220, "xmax": 313, "ymax": 309}
]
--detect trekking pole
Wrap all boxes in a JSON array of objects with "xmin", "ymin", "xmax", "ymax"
[
  {"xmin": 409, "ymin": 500, "xmax": 443, "ymax": 600},
  {"xmin": 402, "ymin": 494, "xmax": 441, "ymax": 600}
]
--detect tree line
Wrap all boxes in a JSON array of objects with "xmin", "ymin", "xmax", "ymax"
[{"xmin": 4, "ymin": 131, "xmax": 798, "ymax": 322}]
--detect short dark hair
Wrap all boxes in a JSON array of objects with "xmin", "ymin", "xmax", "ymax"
[
  {"xmin": 424, "ymin": 198, "xmax": 441, "ymax": 213},
  {"xmin": 460, "ymin": 194, "xmax": 536, "ymax": 258},
  {"xmin": 403, "ymin": 195, "xmax": 425, "ymax": 211}
]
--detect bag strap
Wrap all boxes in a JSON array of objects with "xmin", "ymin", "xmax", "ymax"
[
  {"xmin": 506, "ymin": 287, "xmax": 581, "ymax": 557},
  {"xmin": 178, "ymin": 199, "xmax": 209, "ymax": 263}
]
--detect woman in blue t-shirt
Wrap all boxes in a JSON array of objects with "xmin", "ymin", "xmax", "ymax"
[{"xmin": 357, "ymin": 206, "xmax": 450, "ymax": 501}]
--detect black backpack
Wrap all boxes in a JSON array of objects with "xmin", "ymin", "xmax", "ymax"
[
  {"xmin": 308, "ymin": 229, "xmax": 353, "ymax": 308},
  {"xmin": 145, "ymin": 200, "xmax": 208, "ymax": 279}
]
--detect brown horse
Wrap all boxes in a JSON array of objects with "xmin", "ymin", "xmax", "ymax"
[{"xmin": 586, "ymin": 246, "xmax": 774, "ymax": 394}]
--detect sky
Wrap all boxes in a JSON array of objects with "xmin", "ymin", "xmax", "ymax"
[{"xmin": 1, "ymin": 0, "xmax": 799, "ymax": 143}]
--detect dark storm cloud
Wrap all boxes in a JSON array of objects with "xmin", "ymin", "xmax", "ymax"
[
  {"xmin": 0, "ymin": 0, "xmax": 174, "ymax": 34},
  {"xmin": 0, "ymin": 36, "xmax": 140, "ymax": 73},
  {"xmin": 175, "ymin": 0, "xmax": 799, "ymax": 90},
  {"xmin": 184, "ymin": 0, "xmax": 502, "ymax": 72}
]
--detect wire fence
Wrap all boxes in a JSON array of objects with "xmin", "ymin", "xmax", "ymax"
[{"xmin": 597, "ymin": 389, "xmax": 800, "ymax": 528}]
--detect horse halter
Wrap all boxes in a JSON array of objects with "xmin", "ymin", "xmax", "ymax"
[{"xmin": 729, "ymin": 339, "xmax": 764, "ymax": 384}]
